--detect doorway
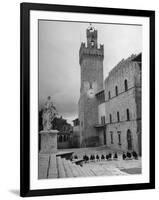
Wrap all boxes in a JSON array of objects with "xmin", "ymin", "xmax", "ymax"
[
  {"xmin": 103, "ymin": 129, "xmax": 106, "ymax": 145},
  {"xmin": 127, "ymin": 129, "xmax": 132, "ymax": 150}
]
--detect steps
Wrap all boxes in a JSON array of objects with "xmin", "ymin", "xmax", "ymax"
[
  {"xmin": 56, "ymin": 157, "xmax": 93, "ymax": 178},
  {"xmin": 39, "ymin": 153, "xmax": 129, "ymax": 179},
  {"xmin": 38, "ymin": 154, "xmax": 50, "ymax": 179},
  {"xmin": 48, "ymin": 154, "xmax": 58, "ymax": 178}
]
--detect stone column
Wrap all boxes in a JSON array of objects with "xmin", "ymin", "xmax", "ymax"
[{"xmin": 39, "ymin": 130, "xmax": 58, "ymax": 154}]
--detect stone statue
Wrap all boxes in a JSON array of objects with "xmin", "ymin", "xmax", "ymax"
[{"xmin": 42, "ymin": 96, "xmax": 57, "ymax": 131}]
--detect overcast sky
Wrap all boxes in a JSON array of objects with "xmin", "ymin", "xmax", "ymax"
[{"xmin": 39, "ymin": 20, "xmax": 142, "ymax": 125}]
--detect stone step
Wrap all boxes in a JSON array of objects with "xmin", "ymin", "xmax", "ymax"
[
  {"xmin": 56, "ymin": 156, "xmax": 66, "ymax": 178},
  {"xmin": 38, "ymin": 154, "xmax": 50, "ymax": 179},
  {"xmin": 67, "ymin": 161, "xmax": 81, "ymax": 177},
  {"xmin": 102, "ymin": 165, "xmax": 128, "ymax": 176},
  {"xmin": 83, "ymin": 164, "xmax": 128, "ymax": 176},
  {"xmin": 48, "ymin": 154, "xmax": 58, "ymax": 179},
  {"xmin": 82, "ymin": 165, "xmax": 97, "ymax": 176},
  {"xmin": 62, "ymin": 158, "xmax": 74, "ymax": 178},
  {"xmin": 72, "ymin": 163, "xmax": 87, "ymax": 177}
]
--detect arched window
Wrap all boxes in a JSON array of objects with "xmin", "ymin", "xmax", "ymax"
[
  {"xmin": 101, "ymin": 116, "xmax": 106, "ymax": 125},
  {"xmin": 59, "ymin": 135, "xmax": 62, "ymax": 142},
  {"xmin": 127, "ymin": 129, "xmax": 132, "ymax": 150},
  {"xmin": 67, "ymin": 135, "xmax": 70, "ymax": 140},
  {"xmin": 110, "ymin": 132, "xmax": 113, "ymax": 144},
  {"xmin": 126, "ymin": 109, "xmax": 130, "ymax": 121},
  {"xmin": 109, "ymin": 114, "xmax": 112, "ymax": 123},
  {"xmin": 124, "ymin": 79, "xmax": 128, "ymax": 91},
  {"xmin": 117, "ymin": 111, "xmax": 120, "ymax": 122},
  {"xmin": 64, "ymin": 135, "xmax": 67, "ymax": 142},
  {"xmin": 118, "ymin": 131, "xmax": 121, "ymax": 145},
  {"xmin": 108, "ymin": 91, "xmax": 111, "ymax": 99},
  {"xmin": 115, "ymin": 86, "xmax": 118, "ymax": 96}
]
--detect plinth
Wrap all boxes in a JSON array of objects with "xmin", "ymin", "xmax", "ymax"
[{"xmin": 39, "ymin": 130, "xmax": 58, "ymax": 153}]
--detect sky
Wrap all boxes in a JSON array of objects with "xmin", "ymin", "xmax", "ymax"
[{"xmin": 39, "ymin": 20, "xmax": 142, "ymax": 125}]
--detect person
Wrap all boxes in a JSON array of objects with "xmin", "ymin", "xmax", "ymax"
[
  {"xmin": 109, "ymin": 153, "xmax": 112, "ymax": 160},
  {"xmin": 96, "ymin": 154, "xmax": 100, "ymax": 161},
  {"xmin": 132, "ymin": 151, "xmax": 138, "ymax": 160},
  {"xmin": 106, "ymin": 154, "xmax": 109, "ymax": 160},
  {"xmin": 122, "ymin": 152, "xmax": 126, "ymax": 160},
  {"xmin": 127, "ymin": 152, "xmax": 132, "ymax": 159},
  {"xmin": 101, "ymin": 154, "xmax": 105, "ymax": 160},
  {"xmin": 114, "ymin": 152, "xmax": 118, "ymax": 160}
]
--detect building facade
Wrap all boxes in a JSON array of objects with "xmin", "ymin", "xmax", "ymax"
[
  {"xmin": 52, "ymin": 117, "xmax": 73, "ymax": 149},
  {"xmin": 77, "ymin": 25, "xmax": 142, "ymax": 155},
  {"xmin": 96, "ymin": 54, "xmax": 142, "ymax": 155}
]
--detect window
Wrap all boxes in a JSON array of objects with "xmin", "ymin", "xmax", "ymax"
[
  {"xmin": 117, "ymin": 111, "xmax": 120, "ymax": 122},
  {"xmin": 64, "ymin": 135, "xmax": 66, "ymax": 142},
  {"xmin": 110, "ymin": 132, "xmax": 113, "ymax": 144},
  {"xmin": 109, "ymin": 114, "xmax": 112, "ymax": 123},
  {"xmin": 108, "ymin": 91, "xmax": 111, "ymax": 99},
  {"xmin": 115, "ymin": 86, "xmax": 118, "ymax": 96},
  {"xmin": 124, "ymin": 79, "xmax": 128, "ymax": 91},
  {"xmin": 59, "ymin": 135, "xmax": 62, "ymax": 142},
  {"xmin": 126, "ymin": 109, "xmax": 130, "ymax": 121},
  {"xmin": 101, "ymin": 116, "xmax": 105, "ymax": 125},
  {"xmin": 103, "ymin": 116, "xmax": 105, "ymax": 124},
  {"xmin": 118, "ymin": 132, "xmax": 121, "ymax": 145}
]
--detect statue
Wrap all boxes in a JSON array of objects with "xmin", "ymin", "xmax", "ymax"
[{"xmin": 42, "ymin": 96, "xmax": 57, "ymax": 131}]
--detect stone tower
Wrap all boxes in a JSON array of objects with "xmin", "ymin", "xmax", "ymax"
[{"xmin": 79, "ymin": 25, "xmax": 104, "ymax": 147}]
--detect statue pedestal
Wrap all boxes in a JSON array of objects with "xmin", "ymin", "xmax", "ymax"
[{"xmin": 39, "ymin": 130, "xmax": 58, "ymax": 153}]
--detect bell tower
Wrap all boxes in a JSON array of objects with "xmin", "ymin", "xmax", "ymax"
[{"xmin": 78, "ymin": 24, "xmax": 104, "ymax": 147}]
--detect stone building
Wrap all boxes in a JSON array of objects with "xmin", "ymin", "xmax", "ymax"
[
  {"xmin": 52, "ymin": 117, "xmax": 73, "ymax": 149},
  {"xmin": 78, "ymin": 25, "xmax": 142, "ymax": 155},
  {"xmin": 95, "ymin": 53, "xmax": 142, "ymax": 155}
]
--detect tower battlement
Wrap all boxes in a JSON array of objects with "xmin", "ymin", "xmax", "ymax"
[{"xmin": 79, "ymin": 43, "xmax": 104, "ymax": 65}]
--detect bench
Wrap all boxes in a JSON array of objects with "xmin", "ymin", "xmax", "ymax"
[
  {"xmin": 56, "ymin": 151, "xmax": 74, "ymax": 160},
  {"xmin": 72, "ymin": 159, "xmax": 84, "ymax": 166}
]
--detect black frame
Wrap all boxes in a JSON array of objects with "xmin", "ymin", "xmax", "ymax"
[{"xmin": 20, "ymin": 2, "xmax": 155, "ymax": 197}]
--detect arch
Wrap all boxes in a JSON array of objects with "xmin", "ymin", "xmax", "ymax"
[
  {"xmin": 110, "ymin": 132, "xmax": 113, "ymax": 144},
  {"xmin": 124, "ymin": 79, "xmax": 128, "ymax": 91},
  {"xmin": 127, "ymin": 129, "xmax": 132, "ymax": 150},
  {"xmin": 64, "ymin": 135, "xmax": 67, "ymax": 142},
  {"xmin": 59, "ymin": 135, "xmax": 62, "ymax": 142},
  {"xmin": 115, "ymin": 86, "xmax": 118, "ymax": 96}
]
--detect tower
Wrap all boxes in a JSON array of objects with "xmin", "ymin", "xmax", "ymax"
[{"xmin": 78, "ymin": 25, "xmax": 104, "ymax": 147}]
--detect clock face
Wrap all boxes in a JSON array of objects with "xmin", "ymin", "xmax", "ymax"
[
  {"xmin": 91, "ymin": 40, "xmax": 94, "ymax": 47},
  {"xmin": 87, "ymin": 89, "xmax": 95, "ymax": 98}
]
